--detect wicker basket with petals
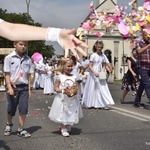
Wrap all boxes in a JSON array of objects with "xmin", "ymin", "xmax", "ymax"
[{"xmin": 64, "ymin": 79, "xmax": 78, "ymax": 97}]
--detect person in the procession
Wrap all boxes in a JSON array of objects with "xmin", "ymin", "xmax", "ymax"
[
  {"xmin": 82, "ymin": 40, "xmax": 115, "ymax": 110},
  {"xmin": 49, "ymin": 57, "xmax": 83, "ymax": 137},
  {"xmin": 43, "ymin": 60, "xmax": 55, "ymax": 95},
  {"xmin": 134, "ymin": 30, "xmax": 150, "ymax": 108},
  {"xmin": 3, "ymin": 41, "xmax": 34, "ymax": 137},
  {"xmin": 120, "ymin": 47, "xmax": 139, "ymax": 104}
]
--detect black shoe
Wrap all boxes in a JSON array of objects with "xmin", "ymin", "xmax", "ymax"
[
  {"xmin": 133, "ymin": 103, "xmax": 144, "ymax": 108},
  {"xmin": 140, "ymin": 103, "xmax": 145, "ymax": 106}
]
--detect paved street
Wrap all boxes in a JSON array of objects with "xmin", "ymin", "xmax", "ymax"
[{"xmin": 0, "ymin": 82, "xmax": 150, "ymax": 150}]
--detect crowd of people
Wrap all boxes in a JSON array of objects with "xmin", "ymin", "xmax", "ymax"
[
  {"xmin": 1, "ymin": 0, "xmax": 150, "ymax": 138},
  {"xmin": 0, "ymin": 17, "xmax": 89, "ymax": 138},
  {"xmin": 2, "ymin": 37, "xmax": 114, "ymax": 137},
  {"xmin": 2, "ymin": 37, "xmax": 150, "ymax": 138}
]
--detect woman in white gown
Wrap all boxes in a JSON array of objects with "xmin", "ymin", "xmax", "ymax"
[
  {"xmin": 49, "ymin": 57, "xmax": 83, "ymax": 137},
  {"xmin": 32, "ymin": 62, "xmax": 40, "ymax": 89},
  {"xmin": 71, "ymin": 55, "xmax": 83, "ymax": 99},
  {"xmin": 43, "ymin": 61, "xmax": 54, "ymax": 95},
  {"xmin": 82, "ymin": 40, "xmax": 115, "ymax": 110}
]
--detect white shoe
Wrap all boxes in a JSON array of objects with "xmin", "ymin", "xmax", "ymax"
[
  {"xmin": 61, "ymin": 128, "xmax": 70, "ymax": 137},
  {"xmin": 101, "ymin": 107, "xmax": 110, "ymax": 110}
]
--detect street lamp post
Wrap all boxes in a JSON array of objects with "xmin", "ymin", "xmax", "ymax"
[
  {"xmin": 25, "ymin": 0, "xmax": 31, "ymax": 55},
  {"xmin": 26, "ymin": 0, "xmax": 30, "ymax": 16}
]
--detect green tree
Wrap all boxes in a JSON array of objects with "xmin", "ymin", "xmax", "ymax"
[{"xmin": 0, "ymin": 8, "xmax": 55, "ymax": 59}]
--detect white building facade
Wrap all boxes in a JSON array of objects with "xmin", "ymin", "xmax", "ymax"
[{"xmin": 82, "ymin": 0, "xmax": 133, "ymax": 80}]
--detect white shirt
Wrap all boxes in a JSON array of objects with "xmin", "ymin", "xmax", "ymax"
[
  {"xmin": 81, "ymin": 59, "xmax": 89, "ymax": 67},
  {"xmin": 4, "ymin": 51, "xmax": 34, "ymax": 84},
  {"xmin": 71, "ymin": 62, "xmax": 81, "ymax": 76}
]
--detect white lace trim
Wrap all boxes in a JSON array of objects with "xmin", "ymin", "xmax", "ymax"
[{"xmin": 45, "ymin": 27, "xmax": 61, "ymax": 44}]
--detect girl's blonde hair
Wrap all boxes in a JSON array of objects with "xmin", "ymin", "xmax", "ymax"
[{"xmin": 57, "ymin": 57, "xmax": 73, "ymax": 73}]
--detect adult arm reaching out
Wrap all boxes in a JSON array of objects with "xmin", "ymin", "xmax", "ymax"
[{"xmin": 0, "ymin": 19, "xmax": 88, "ymax": 59}]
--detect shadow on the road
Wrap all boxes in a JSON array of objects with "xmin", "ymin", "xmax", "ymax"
[
  {"xmin": 121, "ymin": 101, "xmax": 134, "ymax": 104},
  {"xmin": 122, "ymin": 101, "xmax": 150, "ymax": 109},
  {"xmin": 26, "ymin": 126, "xmax": 42, "ymax": 134},
  {"xmin": 51, "ymin": 127, "xmax": 82, "ymax": 135},
  {"xmin": 10, "ymin": 125, "xmax": 42, "ymax": 135},
  {"xmin": 144, "ymin": 105, "xmax": 150, "ymax": 110},
  {"xmin": 71, "ymin": 127, "xmax": 82, "ymax": 135},
  {"xmin": 0, "ymin": 140, "xmax": 10, "ymax": 150}
]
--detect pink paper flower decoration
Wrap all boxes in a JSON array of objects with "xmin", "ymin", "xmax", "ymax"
[
  {"xmin": 144, "ymin": 0, "xmax": 150, "ymax": 11},
  {"xmin": 31, "ymin": 52, "xmax": 43, "ymax": 63},
  {"xmin": 143, "ymin": 28, "xmax": 150, "ymax": 34},
  {"xmin": 118, "ymin": 23, "xmax": 129, "ymax": 37},
  {"xmin": 82, "ymin": 21, "xmax": 94, "ymax": 30},
  {"xmin": 96, "ymin": 32, "xmax": 104, "ymax": 37}
]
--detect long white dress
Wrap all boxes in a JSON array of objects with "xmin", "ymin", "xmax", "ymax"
[
  {"xmin": 49, "ymin": 74, "xmax": 83, "ymax": 126},
  {"xmin": 82, "ymin": 53, "xmax": 115, "ymax": 108},
  {"xmin": 81, "ymin": 59, "xmax": 90, "ymax": 92},
  {"xmin": 33, "ymin": 63, "xmax": 40, "ymax": 89},
  {"xmin": 71, "ymin": 62, "xmax": 82, "ymax": 98},
  {"xmin": 39, "ymin": 63, "xmax": 46, "ymax": 88},
  {"xmin": 43, "ymin": 65, "xmax": 54, "ymax": 94}
]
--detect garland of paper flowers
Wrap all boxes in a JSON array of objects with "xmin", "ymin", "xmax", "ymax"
[{"xmin": 77, "ymin": 0, "xmax": 150, "ymax": 45}]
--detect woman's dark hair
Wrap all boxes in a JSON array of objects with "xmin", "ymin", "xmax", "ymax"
[
  {"xmin": 132, "ymin": 47, "xmax": 137, "ymax": 51},
  {"xmin": 70, "ymin": 55, "xmax": 77, "ymax": 65},
  {"xmin": 82, "ymin": 56, "xmax": 87, "ymax": 59},
  {"xmin": 92, "ymin": 40, "xmax": 104, "ymax": 52}
]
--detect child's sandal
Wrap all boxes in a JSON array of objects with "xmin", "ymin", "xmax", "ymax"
[
  {"xmin": 132, "ymin": 92, "xmax": 137, "ymax": 96},
  {"xmin": 4, "ymin": 123, "xmax": 13, "ymax": 136},
  {"xmin": 17, "ymin": 129, "xmax": 31, "ymax": 138}
]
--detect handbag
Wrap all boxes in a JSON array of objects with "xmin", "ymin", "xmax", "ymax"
[
  {"xmin": 64, "ymin": 79, "xmax": 78, "ymax": 97},
  {"xmin": 107, "ymin": 73, "xmax": 114, "ymax": 83},
  {"xmin": 99, "ymin": 72, "xmax": 107, "ymax": 80}
]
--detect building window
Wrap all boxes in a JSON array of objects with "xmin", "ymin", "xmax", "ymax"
[
  {"xmin": 121, "ymin": 54, "xmax": 128, "ymax": 66},
  {"xmin": 105, "ymin": 27, "xmax": 111, "ymax": 35}
]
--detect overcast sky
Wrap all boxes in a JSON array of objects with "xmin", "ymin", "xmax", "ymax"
[{"xmin": 0, "ymin": 0, "xmax": 143, "ymax": 55}]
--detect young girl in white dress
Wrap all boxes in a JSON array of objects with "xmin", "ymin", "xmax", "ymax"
[
  {"xmin": 49, "ymin": 57, "xmax": 83, "ymax": 137},
  {"xmin": 43, "ymin": 61, "xmax": 54, "ymax": 95},
  {"xmin": 82, "ymin": 40, "xmax": 115, "ymax": 110}
]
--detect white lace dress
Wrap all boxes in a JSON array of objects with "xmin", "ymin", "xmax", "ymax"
[
  {"xmin": 49, "ymin": 74, "xmax": 83, "ymax": 125},
  {"xmin": 82, "ymin": 53, "xmax": 115, "ymax": 108}
]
